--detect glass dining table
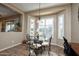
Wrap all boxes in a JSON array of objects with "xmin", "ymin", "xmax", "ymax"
[{"xmin": 28, "ymin": 39, "xmax": 49, "ymax": 56}]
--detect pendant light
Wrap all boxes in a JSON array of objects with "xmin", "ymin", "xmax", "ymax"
[{"xmin": 39, "ymin": 3, "xmax": 40, "ymax": 20}]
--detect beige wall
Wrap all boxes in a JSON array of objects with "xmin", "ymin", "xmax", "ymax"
[
  {"xmin": 0, "ymin": 32, "xmax": 24, "ymax": 51},
  {"xmin": 71, "ymin": 4, "xmax": 79, "ymax": 43},
  {"xmin": 0, "ymin": 22, "xmax": 2, "ymax": 32},
  {"xmin": 0, "ymin": 4, "xmax": 25, "ymax": 51}
]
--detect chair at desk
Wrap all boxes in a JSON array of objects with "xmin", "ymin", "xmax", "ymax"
[
  {"xmin": 48, "ymin": 36, "xmax": 52, "ymax": 56},
  {"xmin": 63, "ymin": 37, "xmax": 78, "ymax": 56}
]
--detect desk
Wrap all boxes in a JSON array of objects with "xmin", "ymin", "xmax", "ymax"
[{"xmin": 71, "ymin": 43, "xmax": 79, "ymax": 55}]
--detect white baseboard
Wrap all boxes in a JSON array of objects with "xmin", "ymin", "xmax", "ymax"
[
  {"xmin": 0, "ymin": 43, "xmax": 64, "ymax": 52},
  {"xmin": 51, "ymin": 43, "xmax": 64, "ymax": 48},
  {"xmin": 0, "ymin": 43, "xmax": 21, "ymax": 52}
]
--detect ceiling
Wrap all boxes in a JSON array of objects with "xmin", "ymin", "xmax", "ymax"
[
  {"xmin": 0, "ymin": 3, "xmax": 69, "ymax": 18},
  {"xmin": 0, "ymin": 4, "xmax": 18, "ymax": 18},
  {"xmin": 12, "ymin": 3, "xmax": 68, "ymax": 12}
]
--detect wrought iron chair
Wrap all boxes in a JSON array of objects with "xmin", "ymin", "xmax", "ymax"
[{"xmin": 48, "ymin": 36, "xmax": 52, "ymax": 56}]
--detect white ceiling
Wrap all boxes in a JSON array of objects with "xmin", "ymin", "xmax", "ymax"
[
  {"xmin": 0, "ymin": 4, "xmax": 18, "ymax": 18},
  {"xmin": 12, "ymin": 3, "xmax": 67, "ymax": 12}
]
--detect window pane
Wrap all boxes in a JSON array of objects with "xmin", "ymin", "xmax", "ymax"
[
  {"xmin": 45, "ymin": 25, "xmax": 53, "ymax": 40},
  {"xmin": 38, "ymin": 16, "xmax": 54, "ymax": 41},
  {"xmin": 39, "ymin": 19, "xmax": 45, "ymax": 25},
  {"xmin": 29, "ymin": 18, "xmax": 35, "ymax": 39},
  {"xmin": 58, "ymin": 14, "xmax": 64, "ymax": 39},
  {"xmin": 39, "ymin": 26, "xmax": 45, "ymax": 41},
  {"xmin": 46, "ymin": 18, "xmax": 54, "ymax": 39},
  {"xmin": 5, "ymin": 22, "xmax": 11, "ymax": 32},
  {"xmin": 5, "ymin": 22, "xmax": 15, "ymax": 32},
  {"xmin": 46, "ymin": 18, "xmax": 53, "ymax": 25}
]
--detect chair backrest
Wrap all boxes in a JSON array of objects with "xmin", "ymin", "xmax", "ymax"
[
  {"xmin": 48, "ymin": 36, "xmax": 52, "ymax": 55},
  {"xmin": 34, "ymin": 39, "xmax": 38, "ymax": 43},
  {"xmin": 49, "ymin": 36, "xmax": 52, "ymax": 42},
  {"xmin": 38, "ymin": 40, "xmax": 43, "ymax": 45},
  {"xmin": 26, "ymin": 34, "xmax": 30, "ymax": 41},
  {"xmin": 63, "ymin": 37, "xmax": 78, "ymax": 56}
]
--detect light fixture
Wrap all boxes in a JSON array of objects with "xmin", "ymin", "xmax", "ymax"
[{"xmin": 39, "ymin": 3, "xmax": 40, "ymax": 20}]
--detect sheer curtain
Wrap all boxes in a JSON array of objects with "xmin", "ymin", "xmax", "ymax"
[
  {"xmin": 28, "ymin": 13, "xmax": 64, "ymax": 42},
  {"xmin": 27, "ymin": 16, "xmax": 36, "ymax": 39},
  {"xmin": 38, "ymin": 15, "xmax": 54, "ymax": 41}
]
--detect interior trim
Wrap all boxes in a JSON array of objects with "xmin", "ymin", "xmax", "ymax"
[{"xmin": 0, "ymin": 43, "xmax": 21, "ymax": 52}]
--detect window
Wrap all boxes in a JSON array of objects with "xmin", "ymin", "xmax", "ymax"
[
  {"xmin": 29, "ymin": 17, "xmax": 35, "ymax": 39},
  {"xmin": 5, "ymin": 22, "xmax": 15, "ymax": 32},
  {"xmin": 2, "ymin": 17, "xmax": 22, "ymax": 32},
  {"xmin": 45, "ymin": 18, "xmax": 54, "ymax": 40},
  {"xmin": 38, "ymin": 19, "xmax": 45, "ymax": 41},
  {"xmin": 38, "ymin": 16, "xmax": 54, "ymax": 41},
  {"xmin": 58, "ymin": 14, "xmax": 64, "ymax": 39},
  {"xmin": 28, "ymin": 13, "xmax": 64, "ymax": 41},
  {"xmin": 29, "ymin": 16, "xmax": 54, "ymax": 41}
]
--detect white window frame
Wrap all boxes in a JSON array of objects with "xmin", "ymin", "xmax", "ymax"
[{"xmin": 57, "ymin": 11, "xmax": 65, "ymax": 40}]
